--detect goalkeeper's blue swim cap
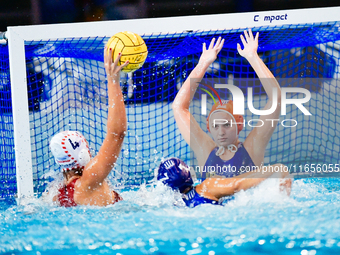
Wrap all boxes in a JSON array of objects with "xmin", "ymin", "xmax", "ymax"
[{"xmin": 157, "ymin": 158, "xmax": 194, "ymax": 193}]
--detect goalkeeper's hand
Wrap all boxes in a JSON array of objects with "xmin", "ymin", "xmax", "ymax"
[
  {"xmin": 199, "ymin": 37, "xmax": 224, "ymax": 65},
  {"xmin": 237, "ymin": 28, "xmax": 259, "ymax": 60}
]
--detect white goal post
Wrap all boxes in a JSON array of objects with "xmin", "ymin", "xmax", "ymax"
[{"xmin": 6, "ymin": 6, "xmax": 340, "ymax": 199}]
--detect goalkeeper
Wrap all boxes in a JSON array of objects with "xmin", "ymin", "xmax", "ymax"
[
  {"xmin": 48, "ymin": 48, "xmax": 128, "ymax": 207},
  {"xmin": 172, "ymin": 29, "xmax": 283, "ymax": 179}
]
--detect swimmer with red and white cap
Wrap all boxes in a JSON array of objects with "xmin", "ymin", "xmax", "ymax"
[
  {"xmin": 172, "ymin": 29, "xmax": 284, "ymax": 180},
  {"xmin": 49, "ymin": 47, "xmax": 128, "ymax": 207}
]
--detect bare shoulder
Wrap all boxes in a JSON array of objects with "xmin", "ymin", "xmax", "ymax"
[{"xmin": 73, "ymin": 178, "xmax": 116, "ymax": 206}]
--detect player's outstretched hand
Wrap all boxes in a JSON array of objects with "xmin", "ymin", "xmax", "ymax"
[
  {"xmin": 199, "ymin": 37, "xmax": 225, "ymax": 65},
  {"xmin": 104, "ymin": 47, "xmax": 129, "ymax": 82},
  {"xmin": 279, "ymin": 178, "xmax": 292, "ymax": 196},
  {"xmin": 237, "ymin": 29, "xmax": 259, "ymax": 60}
]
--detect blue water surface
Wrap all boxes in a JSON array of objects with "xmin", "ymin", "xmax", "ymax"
[{"xmin": 1, "ymin": 178, "xmax": 340, "ymax": 255}]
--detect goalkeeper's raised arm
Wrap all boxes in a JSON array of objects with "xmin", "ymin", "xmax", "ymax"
[
  {"xmin": 172, "ymin": 37, "xmax": 225, "ymax": 168},
  {"xmin": 172, "ymin": 29, "xmax": 282, "ymax": 179}
]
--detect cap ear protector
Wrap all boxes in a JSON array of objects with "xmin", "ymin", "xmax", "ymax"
[
  {"xmin": 206, "ymin": 100, "xmax": 244, "ymax": 135},
  {"xmin": 156, "ymin": 158, "xmax": 194, "ymax": 193},
  {"xmin": 50, "ymin": 131, "xmax": 91, "ymax": 172},
  {"xmin": 78, "ymin": 148, "xmax": 91, "ymax": 167}
]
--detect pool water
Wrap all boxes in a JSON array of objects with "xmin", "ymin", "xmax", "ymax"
[{"xmin": 1, "ymin": 178, "xmax": 340, "ymax": 255}]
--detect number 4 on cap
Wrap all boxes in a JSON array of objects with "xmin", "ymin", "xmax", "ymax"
[{"xmin": 69, "ymin": 139, "xmax": 80, "ymax": 150}]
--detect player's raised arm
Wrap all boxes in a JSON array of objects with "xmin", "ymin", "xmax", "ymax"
[
  {"xmin": 80, "ymin": 48, "xmax": 129, "ymax": 189},
  {"xmin": 238, "ymin": 29, "xmax": 282, "ymax": 164},
  {"xmin": 172, "ymin": 37, "xmax": 224, "ymax": 164}
]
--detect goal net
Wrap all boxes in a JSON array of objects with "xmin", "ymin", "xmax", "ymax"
[{"xmin": 1, "ymin": 8, "xmax": 340, "ymax": 199}]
